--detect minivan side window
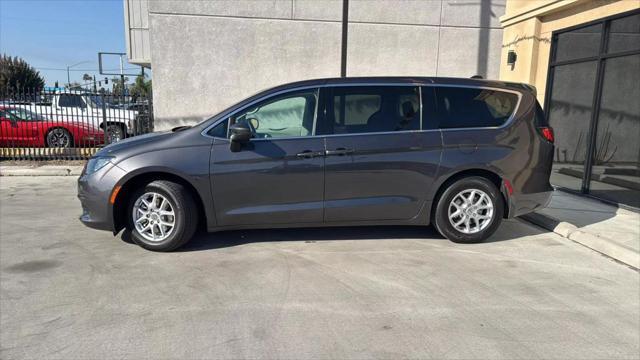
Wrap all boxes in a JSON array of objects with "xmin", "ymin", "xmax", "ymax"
[
  {"xmin": 319, "ymin": 86, "xmax": 420, "ymax": 135},
  {"xmin": 433, "ymin": 87, "xmax": 518, "ymax": 129},
  {"xmin": 231, "ymin": 90, "xmax": 317, "ymax": 139}
]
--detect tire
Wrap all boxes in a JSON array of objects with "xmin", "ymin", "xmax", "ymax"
[
  {"xmin": 433, "ymin": 176, "xmax": 504, "ymax": 243},
  {"xmin": 45, "ymin": 128, "xmax": 73, "ymax": 148},
  {"xmin": 127, "ymin": 180, "xmax": 198, "ymax": 251},
  {"xmin": 106, "ymin": 124, "xmax": 125, "ymax": 143}
]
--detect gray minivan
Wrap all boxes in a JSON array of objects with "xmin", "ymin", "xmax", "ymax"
[{"xmin": 78, "ymin": 77, "xmax": 554, "ymax": 251}]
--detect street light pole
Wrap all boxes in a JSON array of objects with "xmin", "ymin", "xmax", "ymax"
[{"xmin": 66, "ymin": 61, "xmax": 91, "ymax": 88}]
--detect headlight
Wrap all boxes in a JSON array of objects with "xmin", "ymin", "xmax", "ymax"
[{"xmin": 85, "ymin": 156, "xmax": 114, "ymax": 175}]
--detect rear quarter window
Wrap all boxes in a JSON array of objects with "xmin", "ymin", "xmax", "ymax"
[{"xmin": 434, "ymin": 87, "xmax": 519, "ymax": 129}]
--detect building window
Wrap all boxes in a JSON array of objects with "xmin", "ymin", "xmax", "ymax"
[{"xmin": 546, "ymin": 9, "xmax": 640, "ymax": 208}]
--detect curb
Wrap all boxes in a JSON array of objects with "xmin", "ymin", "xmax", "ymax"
[
  {"xmin": 521, "ymin": 212, "xmax": 640, "ymax": 269},
  {"xmin": 0, "ymin": 166, "xmax": 84, "ymax": 176}
]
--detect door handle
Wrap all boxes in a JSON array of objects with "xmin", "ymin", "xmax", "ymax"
[
  {"xmin": 296, "ymin": 150, "xmax": 324, "ymax": 159},
  {"xmin": 325, "ymin": 148, "xmax": 354, "ymax": 156}
]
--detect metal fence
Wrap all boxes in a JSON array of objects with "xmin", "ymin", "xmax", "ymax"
[{"xmin": 0, "ymin": 88, "xmax": 153, "ymax": 160}]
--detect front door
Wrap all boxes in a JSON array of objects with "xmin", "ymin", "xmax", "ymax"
[
  {"xmin": 319, "ymin": 85, "xmax": 442, "ymax": 222},
  {"xmin": 210, "ymin": 88, "xmax": 325, "ymax": 226}
]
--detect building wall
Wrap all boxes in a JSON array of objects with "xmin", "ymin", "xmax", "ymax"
[
  {"xmin": 129, "ymin": 0, "xmax": 507, "ymax": 130},
  {"xmin": 124, "ymin": 0, "xmax": 151, "ymax": 66},
  {"xmin": 498, "ymin": 0, "xmax": 640, "ymax": 105}
]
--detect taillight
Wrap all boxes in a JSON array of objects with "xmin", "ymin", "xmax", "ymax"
[{"xmin": 539, "ymin": 126, "xmax": 554, "ymax": 143}]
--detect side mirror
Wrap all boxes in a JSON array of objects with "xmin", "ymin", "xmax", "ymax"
[{"xmin": 229, "ymin": 121, "xmax": 252, "ymax": 152}]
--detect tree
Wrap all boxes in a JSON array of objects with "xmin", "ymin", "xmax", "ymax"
[
  {"xmin": 82, "ymin": 73, "xmax": 93, "ymax": 82},
  {"xmin": 129, "ymin": 73, "xmax": 152, "ymax": 100},
  {"xmin": 0, "ymin": 54, "xmax": 45, "ymax": 92},
  {"xmin": 111, "ymin": 76, "xmax": 129, "ymax": 96},
  {"xmin": 68, "ymin": 81, "xmax": 83, "ymax": 90}
]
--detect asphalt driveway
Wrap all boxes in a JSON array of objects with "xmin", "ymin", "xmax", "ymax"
[{"xmin": 1, "ymin": 176, "xmax": 638, "ymax": 359}]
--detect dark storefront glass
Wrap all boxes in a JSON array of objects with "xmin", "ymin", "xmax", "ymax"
[
  {"xmin": 589, "ymin": 54, "xmax": 640, "ymax": 207},
  {"xmin": 548, "ymin": 61, "xmax": 598, "ymax": 192},
  {"xmin": 547, "ymin": 10, "xmax": 640, "ymax": 208},
  {"xmin": 607, "ymin": 13, "xmax": 640, "ymax": 54},
  {"xmin": 554, "ymin": 24, "xmax": 602, "ymax": 62}
]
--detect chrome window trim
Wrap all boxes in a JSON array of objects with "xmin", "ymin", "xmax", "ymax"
[
  {"xmin": 201, "ymin": 82, "xmax": 523, "ymax": 139},
  {"xmin": 213, "ymin": 129, "xmax": 438, "ymax": 143}
]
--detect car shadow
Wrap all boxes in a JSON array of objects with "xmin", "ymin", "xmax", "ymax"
[{"xmin": 117, "ymin": 219, "xmax": 542, "ymax": 252}]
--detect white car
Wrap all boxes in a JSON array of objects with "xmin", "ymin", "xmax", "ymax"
[{"xmin": 15, "ymin": 91, "xmax": 138, "ymax": 143}]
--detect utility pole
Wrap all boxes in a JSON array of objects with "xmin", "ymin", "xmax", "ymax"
[
  {"xmin": 340, "ymin": 0, "xmax": 349, "ymax": 77},
  {"xmin": 119, "ymin": 54, "xmax": 125, "ymax": 97}
]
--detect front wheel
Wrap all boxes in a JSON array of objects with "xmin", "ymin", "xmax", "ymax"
[
  {"xmin": 433, "ymin": 176, "xmax": 504, "ymax": 243},
  {"xmin": 127, "ymin": 180, "xmax": 198, "ymax": 251}
]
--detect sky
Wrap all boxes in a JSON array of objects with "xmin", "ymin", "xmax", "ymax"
[{"xmin": 0, "ymin": 0, "xmax": 144, "ymax": 87}]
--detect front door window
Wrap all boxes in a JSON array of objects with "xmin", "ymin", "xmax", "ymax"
[{"xmin": 232, "ymin": 90, "xmax": 317, "ymax": 139}]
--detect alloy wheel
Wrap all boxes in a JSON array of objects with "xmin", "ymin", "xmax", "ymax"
[
  {"xmin": 448, "ymin": 188, "xmax": 494, "ymax": 234},
  {"xmin": 46, "ymin": 129, "xmax": 71, "ymax": 148},
  {"xmin": 106, "ymin": 125, "xmax": 124, "ymax": 143},
  {"xmin": 132, "ymin": 192, "xmax": 176, "ymax": 242}
]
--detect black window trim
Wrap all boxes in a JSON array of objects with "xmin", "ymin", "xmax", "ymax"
[{"xmin": 201, "ymin": 83, "xmax": 523, "ymax": 140}]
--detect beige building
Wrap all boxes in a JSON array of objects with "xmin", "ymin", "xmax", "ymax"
[{"xmin": 499, "ymin": 0, "xmax": 640, "ymax": 208}]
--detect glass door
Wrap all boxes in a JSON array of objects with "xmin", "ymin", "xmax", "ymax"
[{"xmin": 545, "ymin": 10, "xmax": 640, "ymax": 208}]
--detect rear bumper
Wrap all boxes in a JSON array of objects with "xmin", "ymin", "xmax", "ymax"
[{"xmin": 507, "ymin": 187, "xmax": 553, "ymax": 218}]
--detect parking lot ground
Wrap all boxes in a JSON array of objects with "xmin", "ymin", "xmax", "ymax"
[{"xmin": 1, "ymin": 176, "xmax": 639, "ymax": 359}]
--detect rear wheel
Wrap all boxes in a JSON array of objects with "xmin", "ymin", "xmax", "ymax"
[
  {"xmin": 45, "ymin": 128, "xmax": 72, "ymax": 148},
  {"xmin": 433, "ymin": 176, "xmax": 504, "ymax": 243},
  {"xmin": 127, "ymin": 180, "xmax": 198, "ymax": 251},
  {"xmin": 106, "ymin": 124, "xmax": 125, "ymax": 143}
]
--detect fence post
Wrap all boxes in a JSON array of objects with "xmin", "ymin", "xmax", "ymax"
[{"xmin": 101, "ymin": 92, "xmax": 108, "ymax": 145}]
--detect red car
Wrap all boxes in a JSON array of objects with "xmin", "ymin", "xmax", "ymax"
[{"xmin": 0, "ymin": 106, "xmax": 105, "ymax": 148}]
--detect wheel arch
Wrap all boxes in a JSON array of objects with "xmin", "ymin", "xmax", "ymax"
[
  {"xmin": 429, "ymin": 168, "xmax": 510, "ymax": 221},
  {"xmin": 111, "ymin": 170, "xmax": 207, "ymax": 234}
]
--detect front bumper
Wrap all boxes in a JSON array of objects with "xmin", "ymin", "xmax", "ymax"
[{"xmin": 77, "ymin": 163, "xmax": 127, "ymax": 232}]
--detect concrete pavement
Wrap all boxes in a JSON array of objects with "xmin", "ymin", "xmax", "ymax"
[
  {"xmin": 0, "ymin": 164, "xmax": 84, "ymax": 176},
  {"xmin": 522, "ymin": 190, "xmax": 640, "ymax": 269},
  {"xmin": 1, "ymin": 176, "xmax": 639, "ymax": 359}
]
